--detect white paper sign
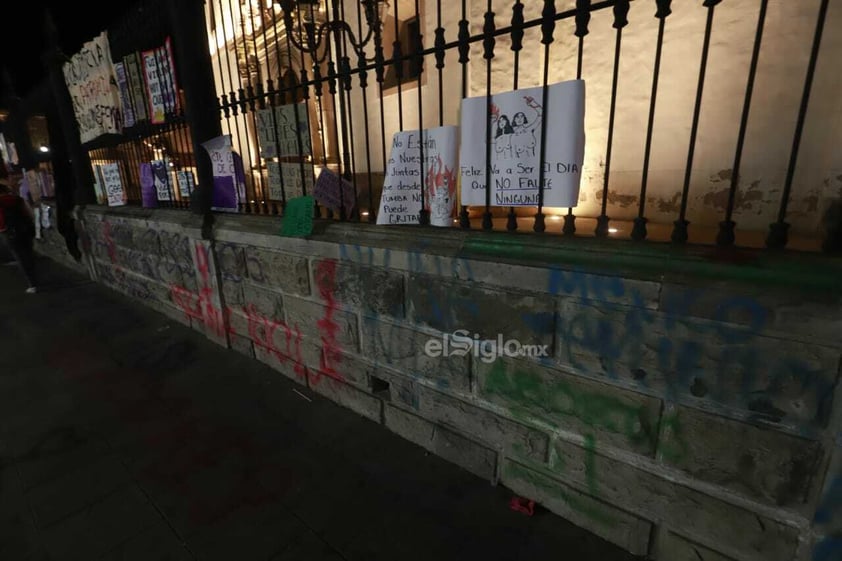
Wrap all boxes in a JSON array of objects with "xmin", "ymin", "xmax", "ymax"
[
  {"xmin": 151, "ymin": 160, "xmax": 171, "ymax": 201},
  {"xmin": 459, "ymin": 80, "xmax": 585, "ymax": 208},
  {"xmin": 201, "ymin": 135, "xmax": 246, "ymax": 210},
  {"xmin": 176, "ymin": 170, "xmax": 195, "ymax": 198},
  {"xmin": 101, "ymin": 163, "xmax": 126, "ymax": 207},
  {"xmin": 377, "ymin": 126, "xmax": 458, "ymax": 226},
  {"xmin": 274, "ymin": 103, "xmax": 312, "ymax": 157},
  {"xmin": 91, "ymin": 164, "xmax": 106, "ymax": 205},
  {"xmin": 267, "ymin": 162, "xmax": 314, "ymax": 200},
  {"xmin": 62, "ymin": 32, "xmax": 123, "ymax": 143},
  {"xmin": 142, "ymin": 50, "xmax": 166, "ymax": 124},
  {"xmin": 114, "ymin": 62, "xmax": 135, "ymax": 128},
  {"xmin": 256, "ymin": 109, "xmax": 277, "ymax": 159}
]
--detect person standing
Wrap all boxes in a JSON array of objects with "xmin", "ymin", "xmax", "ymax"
[{"xmin": 0, "ymin": 172, "xmax": 38, "ymax": 293}]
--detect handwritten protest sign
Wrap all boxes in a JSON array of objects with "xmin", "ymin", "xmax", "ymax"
[
  {"xmin": 101, "ymin": 163, "xmax": 126, "ymax": 207},
  {"xmin": 256, "ymin": 104, "xmax": 311, "ymax": 158},
  {"xmin": 267, "ymin": 162, "xmax": 314, "ymax": 200},
  {"xmin": 124, "ymin": 53, "xmax": 148, "ymax": 122},
  {"xmin": 459, "ymin": 80, "xmax": 585, "ymax": 208},
  {"xmin": 176, "ymin": 170, "xmax": 195, "ymax": 198},
  {"xmin": 62, "ymin": 32, "xmax": 122, "ymax": 143},
  {"xmin": 377, "ymin": 126, "xmax": 458, "ymax": 226},
  {"xmin": 255, "ymin": 109, "xmax": 277, "ymax": 158},
  {"xmin": 142, "ymin": 49, "xmax": 166, "ymax": 124},
  {"xmin": 274, "ymin": 104, "xmax": 311, "ymax": 157},
  {"xmin": 151, "ymin": 160, "xmax": 172, "ymax": 201},
  {"xmin": 114, "ymin": 62, "xmax": 135, "ymax": 128},
  {"xmin": 280, "ymin": 196, "xmax": 314, "ymax": 238},
  {"xmin": 164, "ymin": 38, "xmax": 180, "ymax": 114},
  {"xmin": 201, "ymin": 135, "xmax": 241, "ymax": 211},
  {"xmin": 314, "ymin": 168, "xmax": 354, "ymax": 214},
  {"xmin": 140, "ymin": 163, "xmax": 156, "ymax": 207}
]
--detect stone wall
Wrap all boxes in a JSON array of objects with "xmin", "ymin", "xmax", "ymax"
[{"xmin": 39, "ymin": 206, "xmax": 842, "ymax": 561}]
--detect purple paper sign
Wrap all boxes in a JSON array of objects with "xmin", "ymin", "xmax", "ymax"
[
  {"xmin": 314, "ymin": 168, "xmax": 355, "ymax": 213},
  {"xmin": 140, "ymin": 163, "xmax": 156, "ymax": 207},
  {"xmin": 212, "ymin": 175, "xmax": 238, "ymax": 209},
  {"xmin": 201, "ymin": 135, "xmax": 240, "ymax": 211}
]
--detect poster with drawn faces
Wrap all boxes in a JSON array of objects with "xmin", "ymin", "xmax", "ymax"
[
  {"xmin": 151, "ymin": 160, "xmax": 172, "ymax": 201},
  {"xmin": 459, "ymin": 80, "xmax": 585, "ymax": 208}
]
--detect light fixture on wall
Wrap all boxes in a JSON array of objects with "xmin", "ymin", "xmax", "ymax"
[
  {"xmin": 39, "ymin": 145, "xmax": 50, "ymax": 153},
  {"xmin": 279, "ymin": 0, "xmax": 389, "ymax": 61}
]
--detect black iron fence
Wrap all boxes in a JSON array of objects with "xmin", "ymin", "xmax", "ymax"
[
  {"xmin": 8, "ymin": 0, "xmax": 836, "ymax": 252},
  {"xmin": 203, "ymin": 0, "xmax": 838, "ymax": 251},
  {"xmin": 81, "ymin": 0, "xmax": 197, "ymax": 209}
]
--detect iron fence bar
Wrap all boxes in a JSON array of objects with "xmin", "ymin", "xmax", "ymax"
[
  {"xmin": 767, "ymin": 0, "xmax": 829, "ymax": 249},
  {"xmin": 415, "ymin": 0, "xmax": 429, "ymax": 225},
  {"xmin": 458, "ymin": 0, "xmax": 470, "ymax": 228},
  {"xmin": 250, "ymin": 0, "xmax": 269, "ymax": 214},
  {"xmin": 631, "ymin": 0, "xmax": 671, "ymax": 241},
  {"xmin": 671, "ymin": 0, "xmax": 718, "ymax": 244},
  {"xmin": 237, "ymin": 0, "xmax": 267, "ymax": 213},
  {"xmin": 534, "ymin": 0, "xmax": 556, "ymax": 233},
  {"xmin": 717, "ymin": 0, "xmax": 767, "ymax": 246},
  {"xmin": 290, "ymin": 2, "xmax": 314, "ymax": 204},
  {"xmin": 338, "ymin": 0, "xmax": 360, "ymax": 220},
  {"xmin": 507, "ymin": 0, "xmax": 524, "ymax": 232},
  {"xmin": 393, "ymin": 0, "xmax": 405, "ymax": 131},
  {"xmin": 264, "ymin": 0, "xmax": 288, "ymax": 214},
  {"xmin": 436, "ymin": 0, "xmax": 445, "ymax": 127},
  {"xmin": 595, "ymin": 0, "xmax": 628, "ymax": 237},
  {"xmin": 355, "ymin": 0, "xmax": 375, "ymax": 221},
  {"xmin": 565, "ymin": 0, "xmax": 591, "ymax": 236},
  {"xmin": 482, "ymin": 0, "xmax": 495, "ymax": 231},
  {"xmin": 373, "ymin": 4, "xmax": 388, "ymax": 223},
  {"xmin": 220, "ymin": 0, "xmax": 248, "ymax": 213},
  {"xmin": 309, "ymin": 1, "xmax": 330, "ymax": 220},
  {"xmin": 324, "ymin": 6, "xmax": 345, "ymax": 219}
]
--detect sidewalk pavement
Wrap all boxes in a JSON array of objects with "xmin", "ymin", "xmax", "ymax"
[{"xmin": 0, "ymin": 257, "xmax": 642, "ymax": 561}]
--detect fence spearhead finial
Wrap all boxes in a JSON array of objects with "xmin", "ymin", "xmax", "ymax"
[
  {"xmin": 655, "ymin": 0, "xmax": 672, "ymax": 19},
  {"xmin": 614, "ymin": 0, "xmax": 630, "ymax": 29},
  {"xmin": 575, "ymin": 0, "xmax": 591, "ymax": 38}
]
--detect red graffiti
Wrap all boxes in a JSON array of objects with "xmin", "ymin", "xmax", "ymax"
[
  {"xmin": 169, "ymin": 243, "xmax": 228, "ymax": 339},
  {"xmin": 102, "ymin": 221, "xmax": 117, "ymax": 264},
  {"xmin": 313, "ymin": 259, "xmax": 342, "ymax": 385},
  {"xmin": 509, "ymin": 496, "xmax": 535, "ymax": 516},
  {"xmin": 241, "ymin": 304, "xmax": 307, "ymax": 379}
]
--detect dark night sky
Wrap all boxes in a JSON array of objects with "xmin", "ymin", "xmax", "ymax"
[{"xmin": 1, "ymin": 1, "xmax": 131, "ymax": 96}]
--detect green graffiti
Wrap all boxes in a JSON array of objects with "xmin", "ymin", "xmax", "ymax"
[
  {"xmin": 505, "ymin": 461, "xmax": 616, "ymax": 527},
  {"xmin": 484, "ymin": 359, "xmax": 658, "ymax": 454}
]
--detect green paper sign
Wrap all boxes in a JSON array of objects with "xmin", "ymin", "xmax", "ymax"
[{"xmin": 280, "ymin": 196, "xmax": 314, "ymax": 238}]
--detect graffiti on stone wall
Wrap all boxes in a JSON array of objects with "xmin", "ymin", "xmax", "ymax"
[
  {"xmin": 313, "ymin": 259, "xmax": 343, "ymax": 385},
  {"xmin": 814, "ymin": 450, "xmax": 842, "ymax": 561},
  {"xmin": 547, "ymin": 266, "xmax": 837, "ymax": 430}
]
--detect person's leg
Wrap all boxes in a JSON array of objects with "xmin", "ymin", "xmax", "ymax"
[{"xmin": 11, "ymin": 237, "xmax": 38, "ymax": 289}]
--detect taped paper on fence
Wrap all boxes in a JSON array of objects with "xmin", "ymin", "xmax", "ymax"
[
  {"xmin": 201, "ymin": 135, "xmax": 243, "ymax": 211},
  {"xmin": 377, "ymin": 126, "xmax": 458, "ymax": 227},
  {"xmin": 281, "ymin": 196, "xmax": 314, "ymax": 238},
  {"xmin": 267, "ymin": 162, "xmax": 314, "ymax": 200},
  {"xmin": 176, "ymin": 170, "xmax": 195, "ymax": 198},
  {"xmin": 101, "ymin": 163, "xmax": 126, "ymax": 207},
  {"xmin": 140, "ymin": 163, "xmax": 156, "ymax": 208},
  {"xmin": 313, "ymin": 168, "xmax": 354, "ymax": 214},
  {"xmin": 151, "ymin": 160, "xmax": 172, "ymax": 201},
  {"xmin": 62, "ymin": 32, "xmax": 123, "ymax": 143},
  {"xmin": 459, "ymin": 80, "xmax": 585, "ymax": 208}
]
